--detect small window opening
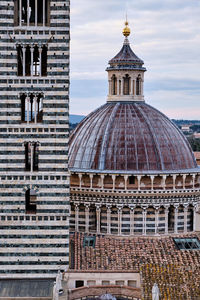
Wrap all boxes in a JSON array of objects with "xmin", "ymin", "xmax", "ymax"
[
  {"xmin": 25, "ymin": 45, "xmax": 31, "ymax": 76},
  {"xmin": 17, "ymin": 46, "xmax": 23, "ymax": 76},
  {"xmin": 33, "ymin": 46, "xmax": 40, "ymax": 76},
  {"xmin": 42, "ymin": 46, "xmax": 47, "ymax": 76},
  {"xmin": 75, "ymin": 281, "xmax": 84, "ymax": 288},
  {"xmin": 25, "ymin": 142, "xmax": 31, "ymax": 171},
  {"xmin": 174, "ymin": 238, "xmax": 200, "ymax": 250},
  {"xmin": 136, "ymin": 75, "xmax": 142, "ymax": 96},
  {"xmin": 111, "ymin": 75, "xmax": 117, "ymax": 95},
  {"xmin": 25, "ymin": 189, "xmax": 37, "ymax": 214},
  {"xmin": 124, "ymin": 74, "xmax": 130, "ymax": 95},
  {"xmin": 83, "ymin": 236, "xmax": 96, "ymax": 248},
  {"xmin": 129, "ymin": 176, "xmax": 135, "ymax": 185}
]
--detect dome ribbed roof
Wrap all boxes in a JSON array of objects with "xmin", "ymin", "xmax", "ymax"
[{"xmin": 69, "ymin": 102, "xmax": 197, "ymax": 172}]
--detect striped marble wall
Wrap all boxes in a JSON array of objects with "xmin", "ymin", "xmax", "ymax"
[{"xmin": 0, "ymin": 0, "xmax": 70, "ymax": 278}]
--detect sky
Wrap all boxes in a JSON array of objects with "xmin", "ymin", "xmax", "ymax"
[{"xmin": 70, "ymin": 0, "xmax": 200, "ymax": 120}]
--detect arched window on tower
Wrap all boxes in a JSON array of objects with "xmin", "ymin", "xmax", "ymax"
[
  {"xmin": 123, "ymin": 74, "xmax": 130, "ymax": 95},
  {"xmin": 21, "ymin": 93, "xmax": 43, "ymax": 123},
  {"xmin": 111, "ymin": 75, "xmax": 117, "ymax": 95},
  {"xmin": 14, "ymin": 0, "xmax": 50, "ymax": 27},
  {"xmin": 17, "ymin": 44, "xmax": 47, "ymax": 77},
  {"xmin": 136, "ymin": 75, "xmax": 142, "ymax": 96},
  {"xmin": 25, "ymin": 189, "xmax": 37, "ymax": 214}
]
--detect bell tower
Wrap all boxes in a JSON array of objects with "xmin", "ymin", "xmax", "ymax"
[
  {"xmin": 107, "ymin": 21, "xmax": 146, "ymax": 102},
  {"xmin": 0, "ymin": 1, "xmax": 70, "ymax": 278}
]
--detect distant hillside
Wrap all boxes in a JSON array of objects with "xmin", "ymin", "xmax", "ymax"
[{"xmin": 69, "ymin": 114, "xmax": 85, "ymax": 124}]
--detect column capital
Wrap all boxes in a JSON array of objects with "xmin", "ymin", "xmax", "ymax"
[
  {"xmin": 106, "ymin": 204, "xmax": 112, "ymax": 210},
  {"xmin": 95, "ymin": 204, "xmax": 101, "ymax": 211},
  {"xmin": 183, "ymin": 203, "xmax": 189, "ymax": 209},
  {"xmin": 153, "ymin": 205, "xmax": 160, "ymax": 210},
  {"xmin": 75, "ymin": 203, "xmax": 79, "ymax": 210},
  {"xmin": 129, "ymin": 204, "xmax": 136, "ymax": 211},
  {"xmin": 141, "ymin": 205, "xmax": 148, "ymax": 210},
  {"xmin": 174, "ymin": 204, "xmax": 179, "ymax": 210},
  {"xmin": 84, "ymin": 203, "xmax": 90, "ymax": 209},
  {"xmin": 117, "ymin": 204, "xmax": 123, "ymax": 211},
  {"xmin": 164, "ymin": 204, "xmax": 170, "ymax": 209}
]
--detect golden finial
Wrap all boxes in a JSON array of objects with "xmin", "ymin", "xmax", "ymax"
[{"xmin": 123, "ymin": 16, "xmax": 131, "ymax": 37}]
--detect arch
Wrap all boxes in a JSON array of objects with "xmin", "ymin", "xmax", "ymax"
[
  {"xmin": 123, "ymin": 74, "xmax": 130, "ymax": 95},
  {"xmin": 25, "ymin": 188, "xmax": 37, "ymax": 214},
  {"xmin": 165, "ymin": 175, "xmax": 173, "ymax": 190},
  {"xmin": 168, "ymin": 206, "xmax": 174, "ymax": 232},
  {"xmin": 136, "ymin": 75, "xmax": 142, "ymax": 95},
  {"xmin": 111, "ymin": 74, "xmax": 117, "ymax": 95},
  {"xmin": 104, "ymin": 175, "xmax": 113, "ymax": 189},
  {"xmin": 140, "ymin": 175, "xmax": 151, "ymax": 190}
]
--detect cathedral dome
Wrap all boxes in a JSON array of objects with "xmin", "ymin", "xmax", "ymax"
[
  {"xmin": 69, "ymin": 101, "xmax": 197, "ymax": 172},
  {"xmin": 69, "ymin": 22, "xmax": 198, "ymax": 174}
]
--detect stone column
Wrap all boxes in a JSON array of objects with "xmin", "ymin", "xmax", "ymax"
[
  {"xmin": 106, "ymin": 205, "xmax": 111, "ymax": 234},
  {"xmin": 162, "ymin": 175, "xmax": 167, "ymax": 190},
  {"xmin": 121, "ymin": 78, "xmax": 124, "ymax": 95},
  {"xmin": 39, "ymin": 46, "xmax": 43, "ymax": 77},
  {"xmin": 43, "ymin": 0, "xmax": 46, "ymax": 26},
  {"xmin": 137, "ymin": 175, "xmax": 142, "ymax": 191},
  {"xmin": 133, "ymin": 79, "xmax": 136, "ymax": 96},
  {"xmin": 112, "ymin": 175, "xmax": 116, "ymax": 190},
  {"xmin": 154, "ymin": 206, "xmax": 160, "ymax": 235},
  {"xmin": 142, "ymin": 207, "xmax": 147, "ymax": 235},
  {"xmin": 183, "ymin": 204, "xmax": 188, "ymax": 233},
  {"xmin": 35, "ymin": 0, "xmax": 38, "ymax": 26},
  {"xmin": 34, "ymin": 96, "xmax": 37, "ymax": 123},
  {"xmin": 96, "ymin": 205, "xmax": 101, "ymax": 234},
  {"xmin": 26, "ymin": 96, "xmax": 30, "ymax": 124},
  {"xmin": 164, "ymin": 205, "xmax": 169, "ymax": 234},
  {"xmin": 117, "ymin": 206, "xmax": 122, "ymax": 235},
  {"xmin": 124, "ymin": 175, "xmax": 128, "ymax": 190},
  {"xmin": 183, "ymin": 174, "xmax": 186, "ymax": 189},
  {"xmin": 89, "ymin": 174, "xmax": 93, "ymax": 189},
  {"xmin": 173, "ymin": 175, "xmax": 177, "ymax": 191},
  {"xmin": 85, "ymin": 204, "xmax": 90, "ymax": 233},
  {"xmin": 30, "ymin": 142, "xmax": 34, "ymax": 172},
  {"xmin": 174, "ymin": 205, "xmax": 179, "ymax": 234},
  {"xmin": 78, "ymin": 174, "xmax": 82, "ymax": 188},
  {"xmin": 22, "ymin": 45, "xmax": 26, "ymax": 76},
  {"xmin": 129, "ymin": 205, "xmax": 135, "ymax": 235},
  {"xmin": 150, "ymin": 175, "xmax": 155, "ymax": 191},
  {"xmin": 141, "ymin": 79, "xmax": 144, "ymax": 96},
  {"xmin": 117, "ymin": 79, "xmax": 120, "ymax": 95},
  {"xmin": 108, "ymin": 80, "xmax": 112, "ymax": 95},
  {"xmin": 130, "ymin": 78, "xmax": 134, "ymax": 95},
  {"xmin": 30, "ymin": 46, "xmax": 34, "ymax": 77},
  {"xmin": 193, "ymin": 204, "xmax": 197, "ymax": 232},
  {"xmin": 19, "ymin": 0, "xmax": 22, "ymax": 26},
  {"xmin": 27, "ymin": 0, "xmax": 30, "ymax": 26},
  {"xmin": 75, "ymin": 204, "xmax": 79, "ymax": 232}
]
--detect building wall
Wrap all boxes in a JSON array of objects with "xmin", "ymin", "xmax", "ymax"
[
  {"xmin": 0, "ymin": 0, "xmax": 70, "ymax": 278},
  {"xmin": 65, "ymin": 272, "xmax": 141, "ymax": 289}
]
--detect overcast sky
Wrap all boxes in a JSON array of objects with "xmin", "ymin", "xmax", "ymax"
[{"xmin": 70, "ymin": 0, "xmax": 200, "ymax": 120}]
